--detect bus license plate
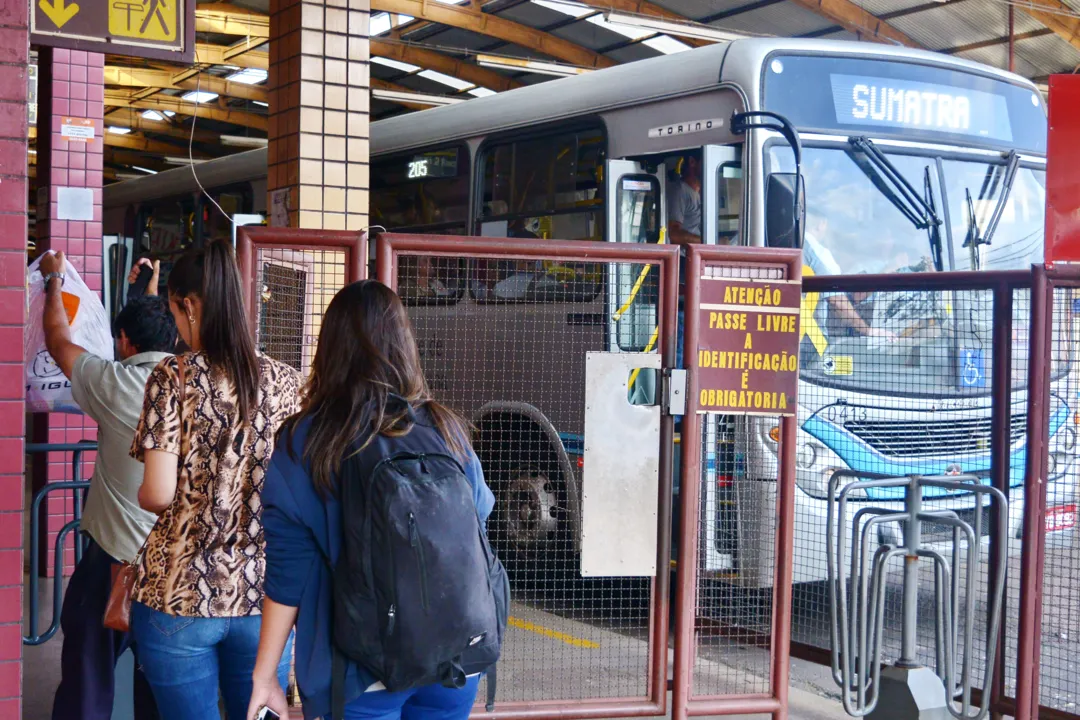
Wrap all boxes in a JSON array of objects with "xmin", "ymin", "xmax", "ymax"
[{"xmin": 1046, "ymin": 505, "xmax": 1077, "ymax": 532}]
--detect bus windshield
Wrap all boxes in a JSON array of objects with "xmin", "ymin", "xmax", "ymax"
[{"xmin": 768, "ymin": 143, "xmax": 1048, "ymax": 397}]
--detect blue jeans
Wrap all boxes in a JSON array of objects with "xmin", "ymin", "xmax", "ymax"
[
  {"xmin": 334, "ymin": 676, "xmax": 480, "ymax": 720},
  {"xmin": 130, "ymin": 603, "xmax": 292, "ymax": 720}
]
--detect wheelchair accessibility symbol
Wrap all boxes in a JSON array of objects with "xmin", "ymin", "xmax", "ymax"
[{"xmin": 959, "ymin": 348, "xmax": 987, "ymax": 388}]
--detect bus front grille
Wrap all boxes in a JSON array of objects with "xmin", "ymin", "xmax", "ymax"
[{"xmin": 844, "ymin": 414, "xmax": 1026, "ymax": 458}]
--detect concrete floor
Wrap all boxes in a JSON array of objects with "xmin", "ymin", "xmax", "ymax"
[{"xmin": 22, "ymin": 574, "xmax": 848, "ymax": 720}]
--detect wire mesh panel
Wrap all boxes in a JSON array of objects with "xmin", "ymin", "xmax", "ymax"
[
  {"xmin": 790, "ymin": 286, "xmax": 1007, "ymax": 685},
  {"xmin": 379, "ymin": 234, "xmax": 679, "ymax": 718},
  {"xmin": 1035, "ymin": 281, "xmax": 1080, "ymax": 715},
  {"xmin": 675, "ymin": 245, "xmax": 803, "ymax": 718},
  {"xmin": 236, "ymin": 227, "xmax": 366, "ymax": 377}
]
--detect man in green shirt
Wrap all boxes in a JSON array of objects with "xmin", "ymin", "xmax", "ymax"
[{"xmin": 39, "ymin": 252, "xmax": 177, "ymax": 720}]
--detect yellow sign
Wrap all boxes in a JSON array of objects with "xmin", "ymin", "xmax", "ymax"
[
  {"xmin": 39, "ymin": 0, "xmax": 78, "ymax": 29},
  {"xmin": 823, "ymin": 355, "xmax": 854, "ymax": 376},
  {"xmin": 109, "ymin": 0, "xmax": 176, "ymax": 41}
]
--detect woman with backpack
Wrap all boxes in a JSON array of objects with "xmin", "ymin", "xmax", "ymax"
[
  {"xmin": 129, "ymin": 240, "xmax": 302, "ymax": 720},
  {"xmin": 247, "ymin": 279, "xmax": 502, "ymax": 720}
]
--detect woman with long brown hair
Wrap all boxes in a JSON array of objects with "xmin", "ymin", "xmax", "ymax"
[
  {"xmin": 247, "ymin": 280, "xmax": 494, "ymax": 720},
  {"xmin": 128, "ymin": 240, "xmax": 301, "ymax": 720}
]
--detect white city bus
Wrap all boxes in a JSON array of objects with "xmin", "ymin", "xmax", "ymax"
[{"xmin": 104, "ymin": 38, "xmax": 1073, "ymax": 589}]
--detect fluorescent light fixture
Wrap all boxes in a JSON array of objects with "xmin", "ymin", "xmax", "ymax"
[
  {"xmin": 476, "ymin": 54, "xmax": 591, "ymax": 77},
  {"xmin": 587, "ymin": 14, "xmax": 649, "ymax": 40},
  {"xmin": 141, "ymin": 110, "xmax": 164, "ymax": 120},
  {"xmin": 530, "ymin": 0, "xmax": 591, "ymax": 18},
  {"xmin": 602, "ymin": 12, "xmax": 749, "ymax": 43},
  {"xmin": 164, "ymin": 156, "xmax": 208, "ymax": 165},
  {"xmin": 226, "ymin": 68, "xmax": 268, "ymax": 84},
  {"xmin": 371, "ymin": 88, "xmax": 464, "ymax": 107},
  {"xmin": 163, "ymin": 110, "xmax": 175, "ymax": 117},
  {"xmin": 253, "ymin": 100, "xmax": 268, "ymax": 107},
  {"xmin": 132, "ymin": 166, "xmax": 158, "ymax": 175},
  {"xmin": 468, "ymin": 87, "xmax": 497, "ymax": 98},
  {"xmin": 371, "ymin": 57, "xmax": 421, "ymax": 73},
  {"xmin": 107, "ymin": 126, "xmax": 132, "ymax": 134},
  {"xmin": 220, "ymin": 135, "xmax": 269, "ymax": 148},
  {"xmin": 181, "ymin": 91, "xmax": 219, "ymax": 103},
  {"xmin": 418, "ymin": 69, "xmax": 473, "ymax": 91},
  {"xmin": 115, "ymin": 172, "xmax": 145, "ymax": 180}
]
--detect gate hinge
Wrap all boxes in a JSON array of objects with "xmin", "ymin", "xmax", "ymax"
[{"xmin": 663, "ymin": 368, "xmax": 687, "ymax": 417}]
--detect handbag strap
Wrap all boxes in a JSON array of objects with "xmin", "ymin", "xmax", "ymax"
[{"xmin": 130, "ymin": 354, "xmax": 187, "ymax": 566}]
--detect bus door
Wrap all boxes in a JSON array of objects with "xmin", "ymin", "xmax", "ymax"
[
  {"xmin": 701, "ymin": 144, "xmax": 743, "ymax": 246},
  {"xmin": 604, "ymin": 159, "xmax": 665, "ymax": 405},
  {"xmin": 701, "ymin": 145, "xmax": 743, "ymax": 575}
]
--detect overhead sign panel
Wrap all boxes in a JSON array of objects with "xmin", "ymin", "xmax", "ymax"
[{"xmin": 32, "ymin": 0, "xmax": 192, "ymax": 63}]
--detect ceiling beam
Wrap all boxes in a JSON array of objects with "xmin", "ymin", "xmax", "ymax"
[
  {"xmin": 371, "ymin": 0, "xmax": 614, "ymax": 67},
  {"xmin": 104, "ymin": 66, "xmax": 267, "ymax": 102},
  {"xmin": 104, "ymin": 131, "xmax": 210, "ymax": 157},
  {"xmin": 104, "ymin": 91, "xmax": 269, "ymax": 132},
  {"xmin": 194, "ymin": 5, "xmax": 270, "ymax": 37},
  {"xmin": 941, "ymin": 27, "xmax": 1053, "ymax": 54},
  {"xmin": 371, "ymin": 40, "xmax": 521, "ymax": 91},
  {"xmin": 99, "ymin": 109, "xmax": 222, "ymax": 142},
  {"xmin": 1016, "ymin": 0, "xmax": 1080, "ymax": 56},
  {"xmin": 194, "ymin": 41, "xmax": 268, "ymax": 69},
  {"xmin": 789, "ymin": 0, "xmax": 920, "ymax": 47}
]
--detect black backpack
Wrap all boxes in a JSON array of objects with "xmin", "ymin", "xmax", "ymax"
[{"xmin": 330, "ymin": 406, "xmax": 509, "ymax": 718}]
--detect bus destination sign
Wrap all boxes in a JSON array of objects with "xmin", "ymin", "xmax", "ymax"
[
  {"xmin": 830, "ymin": 73, "xmax": 1013, "ymax": 142},
  {"xmin": 693, "ymin": 278, "xmax": 800, "ymax": 417}
]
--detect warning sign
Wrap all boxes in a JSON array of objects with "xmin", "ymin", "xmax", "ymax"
[
  {"xmin": 31, "ymin": 0, "xmax": 190, "ymax": 63},
  {"xmin": 109, "ymin": 0, "xmax": 176, "ymax": 42},
  {"xmin": 692, "ymin": 277, "xmax": 801, "ymax": 417},
  {"xmin": 60, "ymin": 117, "xmax": 93, "ymax": 142}
]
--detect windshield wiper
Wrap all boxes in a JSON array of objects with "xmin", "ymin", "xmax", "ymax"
[
  {"xmin": 964, "ymin": 150, "xmax": 1020, "ymax": 252},
  {"xmin": 848, "ymin": 135, "xmax": 943, "ymax": 236},
  {"xmin": 923, "ymin": 166, "xmax": 944, "ymax": 272}
]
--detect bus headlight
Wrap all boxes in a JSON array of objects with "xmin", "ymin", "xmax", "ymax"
[{"xmin": 794, "ymin": 438, "xmax": 858, "ymax": 499}]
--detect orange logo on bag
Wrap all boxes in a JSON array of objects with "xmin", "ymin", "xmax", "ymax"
[{"xmin": 61, "ymin": 291, "xmax": 80, "ymax": 325}]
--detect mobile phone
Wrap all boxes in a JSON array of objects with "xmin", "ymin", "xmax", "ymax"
[
  {"xmin": 256, "ymin": 707, "xmax": 281, "ymax": 720},
  {"xmin": 129, "ymin": 263, "xmax": 153, "ymax": 299}
]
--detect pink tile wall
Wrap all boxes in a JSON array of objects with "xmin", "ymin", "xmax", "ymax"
[
  {"xmin": 34, "ymin": 47, "xmax": 104, "ymax": 579},
  {"xmin": 0, "ymin": 0, "xmax": 27, "ymax": 712}
]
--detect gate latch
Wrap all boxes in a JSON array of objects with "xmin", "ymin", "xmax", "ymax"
[{"xmin": 663, "ymin": 368, "xmax": 687, "ymax": 417}]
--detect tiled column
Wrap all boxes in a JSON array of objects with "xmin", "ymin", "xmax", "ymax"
[
  {"xmin": 0, "ymin": 0, "xmax": 29, "ymax": 711},
  {"xmin": 33, "ymin": 46, "xmax": 104, "ymax": 577},
  {"xmin": 268, "ymin": 0, "xmax": 370, "ymax": 230}
]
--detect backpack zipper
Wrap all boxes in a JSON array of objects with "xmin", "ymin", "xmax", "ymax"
[{"xmin": 408, "ymin": 512, "xmax": 430, "ymax": 611}]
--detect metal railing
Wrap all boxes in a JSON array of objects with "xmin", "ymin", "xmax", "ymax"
[{"xmin": 23, "ymin": 442, "xmax": 95, "ymax": 646}]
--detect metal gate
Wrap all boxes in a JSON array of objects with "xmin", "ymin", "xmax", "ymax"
[
  {"xmin": 236, "ymin": 226, "xmax": 367, "ymax": 375},
  {"xmin": 673, "ymin": 244, "xmax": 802, "ymax": 719},
  {"xmin": 376, "ymin": 234, "xmax": 802, "ymax": 720}
]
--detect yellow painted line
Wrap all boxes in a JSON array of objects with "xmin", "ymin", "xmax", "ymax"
[{"xmin": 508, "ymin": 616, "xmax": 601, "ymax": 649}]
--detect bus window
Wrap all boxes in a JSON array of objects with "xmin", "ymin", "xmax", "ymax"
[
  {"xmin": 473, "ymin": 128, "xmax": 604, "ymax": 302},
  {"xmin": 716, "ymin": 163, "xmax": 743, "ymax": 245},
  {"xmin": 372, "ymin": 146, "xmax": 469, "ymax": 304}
]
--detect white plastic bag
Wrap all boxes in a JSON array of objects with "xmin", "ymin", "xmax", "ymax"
[{"xmin": 24, "ymin": 254, "xmax": 114, "ymax": 414}]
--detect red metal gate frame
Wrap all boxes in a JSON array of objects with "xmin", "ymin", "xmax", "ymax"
[
  {"xmin": 236, "ymin": 226, "xmax": 367, "ymax": 337},
  {"xmin": 674, "ymin": 244, "xmax": 803, "ymax": 720},
  {"xmin": 376, "ymin": 233, "xmax": 680, "ymax": 720}
]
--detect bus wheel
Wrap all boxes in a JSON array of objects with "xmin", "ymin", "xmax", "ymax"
[{"xmin": 499, "ymin": 468, "xmax": 560, "ymax": 554}]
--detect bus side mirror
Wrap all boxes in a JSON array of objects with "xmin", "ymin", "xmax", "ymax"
[{"xmin": 766, "ymin": 173, "xmax": 805, "ymax": 249}]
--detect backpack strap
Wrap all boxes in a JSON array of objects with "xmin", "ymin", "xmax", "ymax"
[{"xmin": 485, "ymin": 664, "xmax": 498, "ymax": 712}]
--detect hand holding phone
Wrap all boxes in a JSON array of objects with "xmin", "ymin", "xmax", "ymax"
[{"xmin": 256, "ymin": 707, "xmax": 281, "ymax": 720}]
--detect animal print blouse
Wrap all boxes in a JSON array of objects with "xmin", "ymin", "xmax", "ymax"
[{"xmin": 130, "ymin": 351, "xmax": 301, "ymax": 618}]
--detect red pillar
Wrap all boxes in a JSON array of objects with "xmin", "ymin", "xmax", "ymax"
[
  {"xmin": 33, "ymin": 46, "xmax": 103, "ymax": 576},
  {"xmin": 0, "ymin": 0, "xmax": 29, "ymax": 712}
]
